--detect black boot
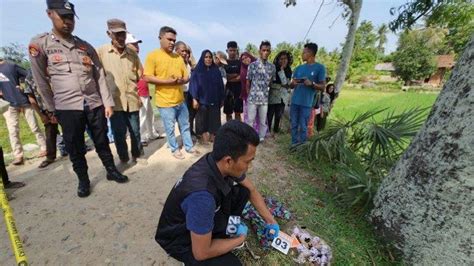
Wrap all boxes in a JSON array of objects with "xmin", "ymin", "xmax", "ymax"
[
  {"xmin": 106, "ymin": 167, "xmax": 128, "ymax": 183},
  {"xmin": 77, "ymin": 176, "xmax": 90, "ymax": 198}
]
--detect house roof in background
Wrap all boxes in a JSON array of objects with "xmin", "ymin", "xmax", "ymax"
[
  {"xmin": 375, "ymin": 55, "xmax": 455, "ymax": 71},
  {"xmin": 436, "ymin": 55, "xmax": 455, "ymax": 68},
  {"xmin": 374, "ymin": 62, "xmax": 395, "ymax": 71}
]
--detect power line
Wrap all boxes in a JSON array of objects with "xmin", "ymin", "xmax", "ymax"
[{"xmin": 302, "ymin": 0, "xmax": 325, "ymax": 42}]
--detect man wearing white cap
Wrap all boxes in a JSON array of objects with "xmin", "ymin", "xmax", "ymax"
[{"xmin": 126, "ymin": 32, "xmax": 162, "ymax": 146}]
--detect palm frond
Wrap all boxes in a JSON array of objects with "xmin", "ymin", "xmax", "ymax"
[{"xmin": 361, "ymin": 107, "xmax": 428, "ymax": 166}]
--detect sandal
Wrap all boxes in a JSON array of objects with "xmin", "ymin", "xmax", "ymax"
[{"xmin": 172, "ymin": 150, "xmax": 185, "ymax": 160}]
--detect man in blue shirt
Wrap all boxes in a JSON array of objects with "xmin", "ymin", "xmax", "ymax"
[
  {"xmin": 290, "ymin": 43, "xmax": 326, "ymax": 147},
  {"xmin": 156, "ymin": 121, "xmax": 279, "ymax": 265}
]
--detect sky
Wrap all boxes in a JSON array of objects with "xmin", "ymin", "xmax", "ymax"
[{"xmin": 0, "ymin": 0, "xmax": 407, "ymax": 63}]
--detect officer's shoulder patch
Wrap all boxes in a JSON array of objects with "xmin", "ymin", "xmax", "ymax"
[
  {"xmin": 29, "ymin": 33, "xmax": 49, "ymax": 58},
  {"xmin": 28, "ymin": 43, "xmax": 41, "ymax": 57}
]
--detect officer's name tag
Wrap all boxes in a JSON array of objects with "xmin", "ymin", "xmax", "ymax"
[
  {"xmin": 226, "ymin": 215, "xmax": 241, "ymax": 236},
  {"xmin": 271, "ymin": 232, "xmax": 292, "ymax": 254}
]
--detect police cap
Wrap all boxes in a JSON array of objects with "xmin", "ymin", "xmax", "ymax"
[{"xmin": 47, "ymin": 0, "xmax": 76, "ymax": 16}]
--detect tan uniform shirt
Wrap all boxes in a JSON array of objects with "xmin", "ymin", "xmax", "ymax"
[
  {"xmin": 28, "ymin": 32, "xmax": 114, "ymax": 112},
  {"xmin": 97, "ymin": 44, "xmax": 142, "ymax": 112}
]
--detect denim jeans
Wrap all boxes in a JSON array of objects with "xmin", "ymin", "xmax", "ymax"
[
  {"xmin": 159, "ymin": 102, "xmax": 193, "ymax": 153},
  {"xmin": 290, "ymin": 104, "xmax": 312, "ymax": 145},
  {"xmin": 247, "ymin": 103, "xmax": 268, "ymax": 139},
  {"xmin": 110, "ymin": 111, "xmax": 143, "ymax": 160}
]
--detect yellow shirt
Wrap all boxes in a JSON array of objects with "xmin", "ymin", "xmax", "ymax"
[
  {"xmin": 97, "ymin": 44, "xmax": 142, "ymax": 112},
  {"xmin": 144, "ymin": 48, "xmax": 188, "ymax": 108}
]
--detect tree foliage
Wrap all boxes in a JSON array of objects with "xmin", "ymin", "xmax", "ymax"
[
  {"xmin": 393, "ymin": 29, "xmax": 438, "ymax": 84},
  {"xmin": 347, "ymin": 20, "xmax": 380, "ymax": 82},
  {"xmin": 377, "ymin": 24, "xmax": 388, "ymax": 54},
  {"xmin": 0, "ymin": 43, "xmax": 30, "ymax": 69},
  {"xmin": 244, "ymin": 43, "xmax": 258, "ymax": 57},
  {"xmin": 390, "ymin": 0, "xmax": 474, "ymax": 56},
  {"xmin": 426, "ymin": 0, "xmax": 474, "ymax": 55}
]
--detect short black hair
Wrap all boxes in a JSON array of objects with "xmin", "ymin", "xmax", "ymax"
[
  {"xmin": 227, "ymin": 41, "xmax": 238, "ymax": 49},
  {"xmin": 304, "ymin": 42, "xmax": 318, "ymax": 56},
  {"xmin": 259, "ymin": 40, "xmax": 271, "ymax": 50},
  {"xmin": 159, "ymin": 26, "xmax": 177, "ymax": 37},
  {"xmin": 212, "ymin": 121, "xmax": 259, "ymax": 161}
]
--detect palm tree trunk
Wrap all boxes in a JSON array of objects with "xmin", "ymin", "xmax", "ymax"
[
  {"xmin": 334, "ymin": 0, "xmax": 363, "ymax": 93},
  {"xmin": 371, "ymin": 35, "xmax": 474, "ymax": 264}
]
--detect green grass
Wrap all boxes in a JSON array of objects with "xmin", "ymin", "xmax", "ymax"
[
  {"xmin": 238, "ymin": 88, "xmax": 438, "ymax": 265},
  {"xmin": 331, "ymin": 88, "xmax": 439, "ymax": 121},
  {"xmin": 238, "ymin": 134, "xmax": 400, "ymax": 265},
  {"xmin": 0, "ymin": 114, "xmax": 44, "ymax": 154}
]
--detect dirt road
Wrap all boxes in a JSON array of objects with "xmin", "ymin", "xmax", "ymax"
[{"xmin": 1, "ymin": 131, "xmax": 207, "ymax": 265}]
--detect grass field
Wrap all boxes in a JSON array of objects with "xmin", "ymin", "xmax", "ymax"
[{"xmin": 331, "ymin": 88, "xmax": 439, "ymax": 121}]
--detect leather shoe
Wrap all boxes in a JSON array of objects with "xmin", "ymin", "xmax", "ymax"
[
  {"xmin": 77, "ymin": 182, "xmax": 90, "ymax": 198},
  {"xmin": 38, "ymin": 159, "xmax": 54, "ymax": 168},
  {"xmin": 106, "ymin": 168, "xmax": 128, "ymax": 183}
]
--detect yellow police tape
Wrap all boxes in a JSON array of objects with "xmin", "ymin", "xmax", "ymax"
[{"xmin": 0, "ymin": 179, "xmax": 28, "ymax": 266}]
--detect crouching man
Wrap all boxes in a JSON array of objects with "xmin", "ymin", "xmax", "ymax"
[{"xmin": 156, "ymin": 120, "xmax": 279, "ymax": 265}]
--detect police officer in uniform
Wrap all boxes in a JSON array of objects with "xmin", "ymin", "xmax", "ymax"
[{"xmin": 29, "ymin": 0, "xmax": 128, "ymax": 198}]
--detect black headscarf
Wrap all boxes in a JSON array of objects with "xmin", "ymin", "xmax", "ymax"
[{"xmin": 189, "ymin": 50, "xmax": 225, "ymax": 105}]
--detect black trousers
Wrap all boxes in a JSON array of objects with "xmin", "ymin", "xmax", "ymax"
[
  {"xmin": 55, "ymin": 106, "xmax": 115, "ymax": 181},
  {"xmin": 267, "ymin": 102, "xmax": 285, "ymax": 133},
  {"xmin": 44, "ymin": 122, "xmax": 59, "ymax": 161},
  {"xmin": 195, "ymin": 105, "xmax": 221, "ymax": 135},
  {"xmin": 185, "ymin": 92, "xmax": 197, "ymax": 136},
  {"xmin": 171, "ymin": 185, "xmax": 249, "ymax": 266},
  {"xmin": 0, "ymin": 146, "xmax": 10, "ymax": 185},
  {"xmin": 316, "ymin": 112, "xmax": 328, "ymax": 132}
]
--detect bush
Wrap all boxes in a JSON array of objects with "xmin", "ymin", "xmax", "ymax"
[{"xmin": 299, "ymin": 107, "xmax": 428, "ymax": 211}]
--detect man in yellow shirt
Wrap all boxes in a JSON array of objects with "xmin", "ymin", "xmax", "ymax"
[
  {"xmin": 97, "ymin": 19, "xmax": 143, "ymax": 163},
  {"xmin": 144, "ymin": 26, "xmax": 198, "ymax": 160}
]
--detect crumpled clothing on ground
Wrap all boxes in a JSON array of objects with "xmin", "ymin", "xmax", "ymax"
[{"xmin": 242, "ymin": 196, "xmax": 292, "ymax": 249}]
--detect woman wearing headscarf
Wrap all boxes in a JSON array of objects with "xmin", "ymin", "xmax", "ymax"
[
  {"xmin": 239, "ymin": 52, "xmax": 257, "ymax": 126},
  {"xmin": 189, "ymin": 50, "xmax": 225, "ymax": 144},
  {"xmin": 268, "ymin": 50, "xmax": 293, "ymax": 135}
]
